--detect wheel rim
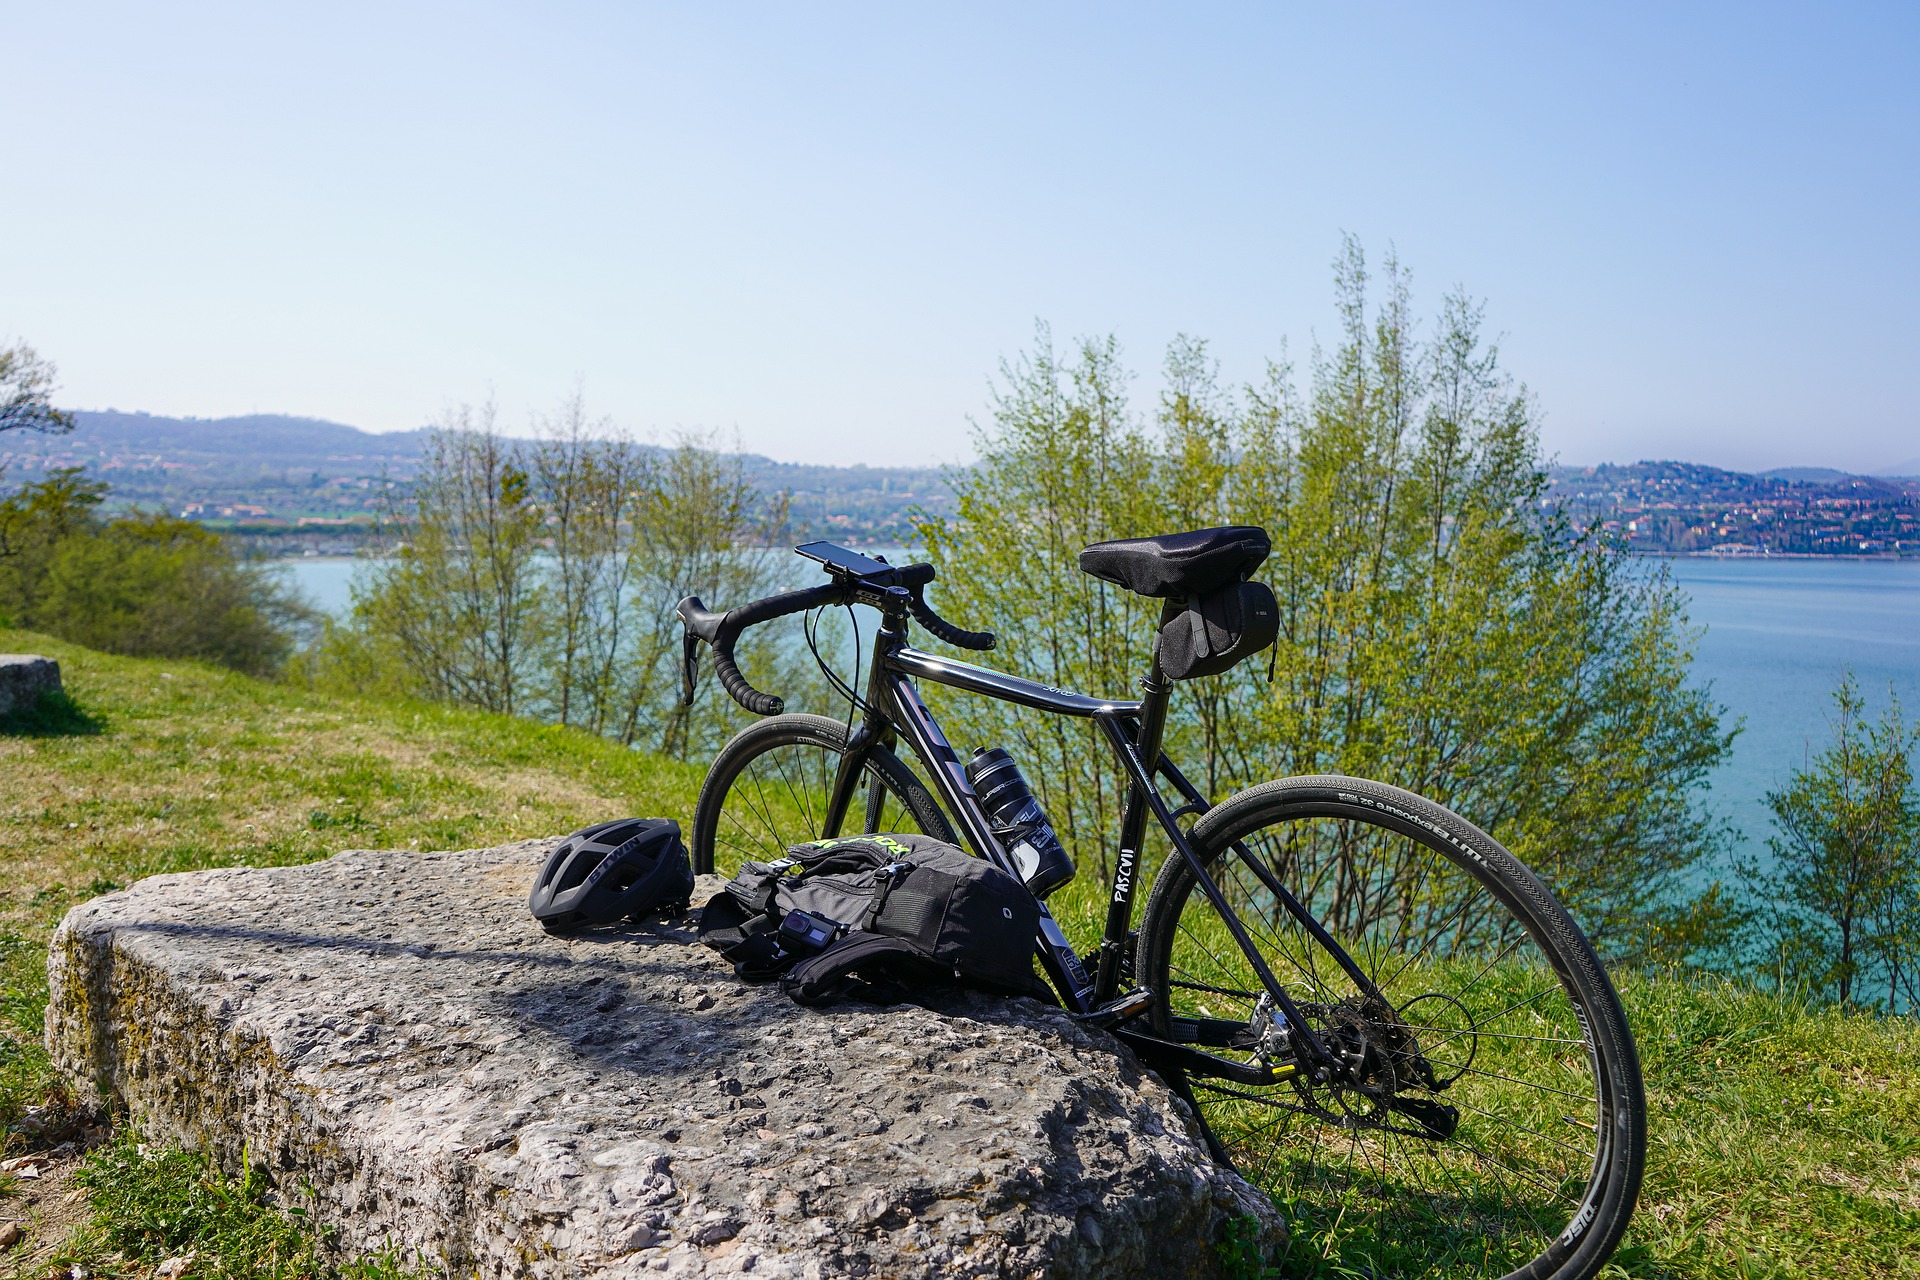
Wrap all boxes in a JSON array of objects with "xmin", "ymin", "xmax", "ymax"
[
  {"xmin": 706, "ymin": 735, "xmax": 941, "ymax": 877},
  {"xmin": 1153, "ymin": 811, "xmax": 1612, "ymax": 1279}
]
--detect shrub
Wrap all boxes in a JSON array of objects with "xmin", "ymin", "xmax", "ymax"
[{"xmin": 0, "ymin": 470, "xmax": 312, "ymax": 675}]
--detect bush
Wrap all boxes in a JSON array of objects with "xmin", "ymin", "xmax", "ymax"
[{"xmin": 0, "ymin": 470, "xmax": 312, "ymax": 675}]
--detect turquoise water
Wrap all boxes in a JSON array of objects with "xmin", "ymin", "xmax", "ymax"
[
  {"xmin": 1665, "ymin": 557, "xmax": 1920, "ymax": 860},
  {"xmin": 278, "ymin": 554, "xmax": 1920, "ymax": 858},
  {"xmin": 278, "ymin": 557, "xmax": 367, "ymax": 617}
]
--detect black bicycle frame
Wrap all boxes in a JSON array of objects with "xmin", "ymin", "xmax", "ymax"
[{"xmin": 813, "ymin": 596, "xmax": 1358, "ymax": 1075}]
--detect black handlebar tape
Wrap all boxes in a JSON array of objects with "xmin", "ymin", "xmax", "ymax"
[
  {"xmin": 894, "ymin": 562, "xmax": 936, "ymax": 588},
  {"xmin": 713, "ymin": 643, "xmax": 783, "ymax": 716},
  {"xmin": 729, "ymin": 580, "xmax": 848, "ymax": 628},
  {"xmin": 704, "ymin": 581, "xmax": 848, "ymax": 715},
  {"xmin": 907, "ymin": 589, "xmax": 996, "ymax": 651}
]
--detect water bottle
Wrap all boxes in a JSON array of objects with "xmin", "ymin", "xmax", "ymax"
[{"xmin": 964, "ymin": 747, "xmax": 1076, "ymax": 898}]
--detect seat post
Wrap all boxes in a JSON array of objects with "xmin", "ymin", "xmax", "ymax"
[{"xmin": 1131, "ymin": 598, "xmax": 1183, "ymax": 772}]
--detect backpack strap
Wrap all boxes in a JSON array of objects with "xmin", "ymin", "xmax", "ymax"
[
  {"xmin": 778, "ymin": 932, "xmax": 942, "ymax": 1006},
  {"xmin": 859, "ymin": 861, "xmax": 915, "ymax": 930},
  {"xmin": 697, "ymin": 890, "xmax": 797, "ymax": 980}
]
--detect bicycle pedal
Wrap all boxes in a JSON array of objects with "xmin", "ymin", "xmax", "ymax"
[{"xmin": 1075, "ymin": 988, "xmax": 1154, "ymax": 1030}]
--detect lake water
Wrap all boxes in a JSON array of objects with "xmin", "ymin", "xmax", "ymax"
[
  {"xmin": 277, "ymin": 554, "xmax": 1920, "ymax": 860},
  {"xmin": 1664, "ymin": 557, "xmax": 1920, "ymax": 862},
  {"xmin": 282, "ymin": 557, "xmax": 367, "ymax": 617}
]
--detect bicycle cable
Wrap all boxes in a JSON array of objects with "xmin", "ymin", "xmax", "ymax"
[{"xmin": 803, "ymin": 603, "xmax": 869, "ymax": 729}]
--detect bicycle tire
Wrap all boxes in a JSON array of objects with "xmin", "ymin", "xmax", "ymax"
[
  {"xmin": 1135, "ymin": 774, "xmax": 1644, "ymax": 1280},
  {"xmin": 690, "ymin": 713, "xmax": 957, "ymax": 877}
]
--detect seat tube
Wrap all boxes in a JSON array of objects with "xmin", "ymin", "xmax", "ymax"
[{"xmin": 1094, "ymin": 602, "xmax": 1181, "ymax": 1001}]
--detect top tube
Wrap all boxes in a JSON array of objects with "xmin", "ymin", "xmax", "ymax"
[{"xmin": 890, "ymin": 648, "xmax": 1142, "ymax": 719}]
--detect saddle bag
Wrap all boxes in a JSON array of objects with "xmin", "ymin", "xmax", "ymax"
[
  {"xmin": 697, "ymin": 832, "xmax": 1045, "ymax": 1005},
  {"xmin": 1158, "ymin": 578, "xmax": 1279, "ymax": 680}
]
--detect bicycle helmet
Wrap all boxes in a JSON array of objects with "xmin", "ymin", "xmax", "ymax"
[{"xmin": 528, "ymin": 818, "xmax": 694, "ymax": 933}]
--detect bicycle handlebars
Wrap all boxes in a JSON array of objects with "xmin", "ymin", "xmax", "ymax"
[
  {"xmin": 676, "ymin": 558, "xmax": 994, "ymax": 716},
  {"xmin": 905, "ymin": 589, "xmax": 996, "ymax": 650}
]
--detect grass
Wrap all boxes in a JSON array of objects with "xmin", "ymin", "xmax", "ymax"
[
  {"xmin": 3, "ymin": 626, "xmax": 1918, "ymax": 1277},
  {"xmin": 1, "ymin": 626, "xmax": 704, "ymax": 1274},
  {"xmin": 53, "ymin": 1130, "xmax": 421, "ymax": 1280},
  {"xmin": 1614, "ymin": 969, "xmax": 1920, "ymax": 1278}
]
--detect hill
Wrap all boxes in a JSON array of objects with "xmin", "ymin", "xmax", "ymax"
[
  {"xmin": 6, "ymin": 412, "xmax": 1917, "ymax": 555},
  {"xmin": 0, "ymin": 410, "xmax": 957, "ymax": 543},
  {"xmin": 1547, "ymin": 460, "xmax": 1920, "ymax": 555}
]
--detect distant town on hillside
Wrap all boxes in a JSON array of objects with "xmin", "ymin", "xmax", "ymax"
[
  {"xmin": 3, "ymin": 411, "xmax": 1917, "ymax": 557},
  {"xmin": 1549, "ymin": 461, "xmax": 1920, "ymax": 556}
]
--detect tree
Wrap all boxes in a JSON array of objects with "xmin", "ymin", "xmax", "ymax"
[
  {"xmin": 916, "ymin": 239, "xmax": 1734, "ymax": 961},
  {"xmin": 317, "ymin": 407, "xmax": 794, "ymax": 759},
  {"xmin": 616, "ymin": 433, "xmax": 792, "ymax": 758},
  {"xmin": 916, "ymin": 326, "xmax": 1163, "ymax": 874},
  {"xmin": 529, "ymin": 396, "xmax": 649, "ymax": 734},
  {"xmin": 0, "ymin": 342, "xmax": 76, "ymax": 436},
  {"xmin": 0, "ymin": 469, "xmax": 311, "ymax": 674},
  {"xmin": 344, "ymin": 405, "xmax": 546, "ymax": 714},
  {"xmin": 1757, "ymin": 673, "xmax": 1920, "ymax": 1011}
]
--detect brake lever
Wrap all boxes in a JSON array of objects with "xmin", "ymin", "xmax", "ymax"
[{"xmin": 681, "ymin": 631, "xmax": 700, "ymax": 706}]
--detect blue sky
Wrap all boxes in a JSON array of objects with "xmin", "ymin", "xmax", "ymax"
[{"xmin": 3, "ymin": 3, "xmax": 1915, "ymax": 471}]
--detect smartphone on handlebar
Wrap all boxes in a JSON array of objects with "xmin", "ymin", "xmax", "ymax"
[{"xmin": 794, "ymin": 541, "xmax": 893, "ymax": 579}]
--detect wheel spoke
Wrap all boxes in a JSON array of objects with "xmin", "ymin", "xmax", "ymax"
[{"xmin": 1142, "ymin": 793, "xmax": 1635, "ymax": 1279}]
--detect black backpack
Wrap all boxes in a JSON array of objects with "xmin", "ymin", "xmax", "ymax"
[{"xmin": 697, "ymin": 832, "xmax": 1047, "ymax": 1005}]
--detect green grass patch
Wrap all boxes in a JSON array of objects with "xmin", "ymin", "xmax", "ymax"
[
  {"xmin": 1613, "ymin": 969, "xmax": 1920, "ymax": 1278},
  {"xmin": 0, "ymin": 624, "xmax": 703, "ymax": 1155},
  {"xmin": 58, "ymin": 1130, "xmax": 428, "ymax": 1280}
]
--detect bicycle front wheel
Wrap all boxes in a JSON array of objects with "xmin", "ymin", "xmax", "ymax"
[
  {"xmin": 690, "ymin": 713, "xmax": 957, "ymax": 877},
  {"xmin": 1135, "ymin": 775, "xmax": 1644, "ymax": 1280}
]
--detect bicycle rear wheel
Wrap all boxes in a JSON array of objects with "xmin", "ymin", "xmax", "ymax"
[
  {"xmin": 1135, "ymin": 775, "xmax": 1644, "ymax": 1280},
  {"xmin": 690, "ymin": 713, "xmax": 957, "ymax": 877}
]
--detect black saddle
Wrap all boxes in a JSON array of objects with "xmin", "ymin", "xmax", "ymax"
[{"xmin": 1077, "ymin": 526, "xmax": 1271, "ymax": 599}]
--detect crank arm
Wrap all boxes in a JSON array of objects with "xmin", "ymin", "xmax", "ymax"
[{"xmin": 1073, "ymin": 987, "xmax": 1155, "ymax": 1031}]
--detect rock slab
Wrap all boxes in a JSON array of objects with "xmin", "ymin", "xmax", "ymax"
[
  {"xmin": 0, "ymin": 654, "xmax": 61, "ymax": 719},
  {"xmin": 46, "ymin": 840, "xmax": 1283, "ymax": 1278}
]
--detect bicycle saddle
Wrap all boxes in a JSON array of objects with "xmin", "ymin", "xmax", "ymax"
[{"xmin": 1076, "ymin": 525, "xmax": 1271, "ymax": 598}]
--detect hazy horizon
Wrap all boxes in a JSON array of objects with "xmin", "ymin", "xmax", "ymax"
[
  {"xmin": 17, "ymin": 405, "xmax": 1915, "ymax": 479},
  {"xmin": 5, "ymin": 4, "xmax": 1915, "ymax": 473}
]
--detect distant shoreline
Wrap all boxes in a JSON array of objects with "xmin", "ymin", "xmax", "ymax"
[{"xmin": 1636, "ymin": 550, "xmax": 1920, "ymax": 562}]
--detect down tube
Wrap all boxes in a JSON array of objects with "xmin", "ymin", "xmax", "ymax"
[{"xmin": 883, "ymin": 672, "xmax": 1096, "ymax": 1011}]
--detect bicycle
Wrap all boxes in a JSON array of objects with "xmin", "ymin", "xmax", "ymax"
[{"xmin": 676, "ymin": 530, "xmax": 1645, "ymax": 1280}]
